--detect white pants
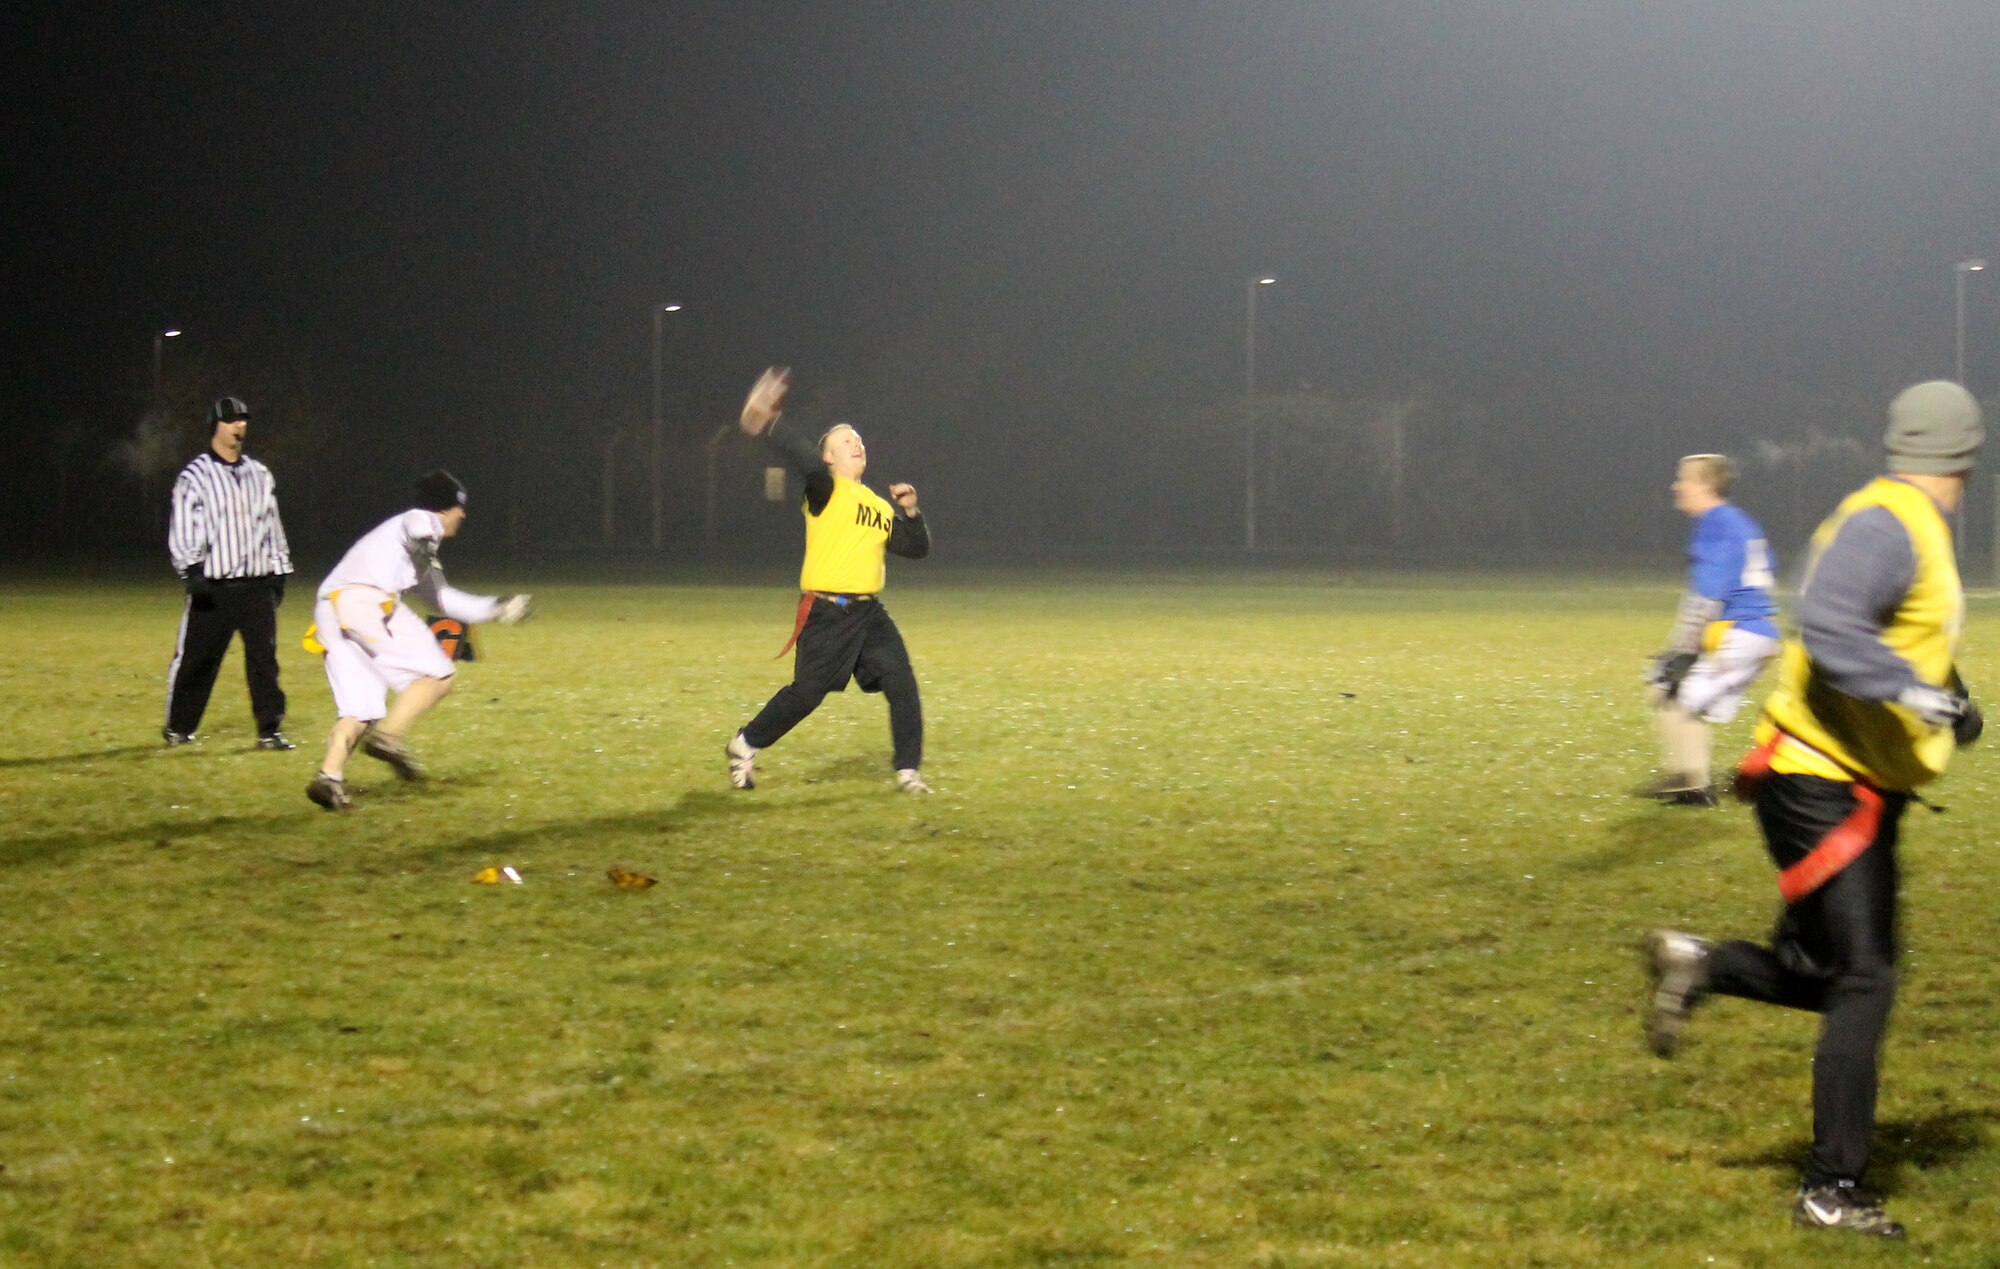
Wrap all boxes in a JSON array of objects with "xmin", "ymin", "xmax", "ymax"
[
  {"xmin": 1676, "ymin": 626, "xmax": 1781, "ymax": 723},
  {"xmin": 316, "ymin": 588, "xmax": 454, "ymax": 722}
]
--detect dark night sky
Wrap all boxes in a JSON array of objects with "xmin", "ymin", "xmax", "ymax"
[{"xmin": 7, "ymin": 1, "xmax": 1999, "ymax": 557}]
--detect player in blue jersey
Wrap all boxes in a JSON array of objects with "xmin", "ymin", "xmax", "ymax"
[{"xmin": 1637, "ymin": 454, "xmax": 1781, "ymax": 806}]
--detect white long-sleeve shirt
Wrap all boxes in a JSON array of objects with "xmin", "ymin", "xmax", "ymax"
[{"xmin": 316, "ymin": 509, "xmax": 501, "ymax": 624}]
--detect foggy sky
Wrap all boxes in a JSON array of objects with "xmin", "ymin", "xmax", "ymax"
[{"xmin": 8, "ymin": 1, "xmax": 1998, "ymax": 555}]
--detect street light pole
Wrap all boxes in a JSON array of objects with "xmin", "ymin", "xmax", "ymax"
[
  {"xmin": 650, "ymin": 302, "xmax": 682, "ymax": 550},
  {"xmin": 152, "ymin": 328, "xmax": 181, "ymax": 399},
  {"xmin": 1244, "ymin": 276, "xmax": 1274, "ymax": 552},
  {"xmin": 1955, "ymin": 259, "xmax": 1986, "ymax": 387}
]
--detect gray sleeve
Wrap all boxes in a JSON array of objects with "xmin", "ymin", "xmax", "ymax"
[{"xmin": 1796, "ymin": 505, "xmax": 1921, "ymax": 702}]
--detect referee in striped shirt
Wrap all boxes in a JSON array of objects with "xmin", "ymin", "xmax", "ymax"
[{"xmin": 164, "ymin": 396, "xmax": 296, "ymax": 748}]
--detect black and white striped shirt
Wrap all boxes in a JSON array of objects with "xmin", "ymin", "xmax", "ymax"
[{"xmin": 167, "ymin": 451, "xmax": 294, "ymax": 581}]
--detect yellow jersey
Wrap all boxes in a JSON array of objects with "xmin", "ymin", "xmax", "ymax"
[
  {"xmin": 799, "ymin": 477, "xmax": 898, "ymax": 595},
  {"xmin": 1757, "ymin": 477, "xmax": 1964, "ymax": 789}
]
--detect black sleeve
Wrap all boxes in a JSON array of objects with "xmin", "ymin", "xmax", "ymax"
[
  {"xmin": 887, "ymin": 511, "xmax": 930, "ymax": 559},
  {"xmin": 763, "ymin": 418, "xmax": 834, "ymax": 516}
]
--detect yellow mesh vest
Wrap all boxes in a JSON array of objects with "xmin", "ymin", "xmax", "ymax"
[
  {"xmin": 1756, "ymin": 477, "xmax": 1964, "ymax": 789},
  {"xmin": 799, "ymin": 477, "xmax": 895, "ymax": 595}
]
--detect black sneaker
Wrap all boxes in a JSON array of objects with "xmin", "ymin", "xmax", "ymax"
[
  {"xmin": 162, "ymin": 728, "xmax": 195, "ymax": 747},
  {"xmin": 361, "ymin": 730, "xmax": 427, "ymax": 781},
  {"xmin": 1793, "ymin": 1181, "xmax": 1904, "ymax": 1239},
  {"xmin": 256, "ymin": 733, "xmax": 297, "ymax": 751},
  {"xmin": 1640, "ymin": 929, "xmax": 1713, "ymax": 1057},
  {"xmin": 306, "ymin": 774, "xmax": 352, "ymax": 812},
  {"xmin": 1630, "ymin": 773, "xmax": 1696, "ymax": 799},
  {"xmin": 1665, "ymin": 786, "xmax": 1720, "ymax": 808}
]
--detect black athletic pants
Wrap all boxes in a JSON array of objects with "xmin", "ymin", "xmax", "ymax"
[
  {"xmin": 1704, "ymin": 771, "xmax": 1906, "ymax": 1187},
  {"xmin": 743, "ymin": 598, "xmax": 922, "ymax": 770},
  {"xmin": 166, "ymin": 578, "xmax": 286, "ymax": 737}
]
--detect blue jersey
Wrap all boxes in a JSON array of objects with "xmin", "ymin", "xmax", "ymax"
[{"xmin": 1688, "ymin": 503, "xmax": 1778, "ymax": 639}]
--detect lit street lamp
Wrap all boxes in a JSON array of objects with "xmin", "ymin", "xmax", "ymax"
[
  {"xmin": 152, "ymin": 328, "xmax": 181, "ymax": 397},
  {"xmin": 651, "ymin": 302, "xmax": 683, "ymax": 550},
  {"xmin": 1244, "ymin": 276, "xmax": 1275, "ymax": 552},
  {"xmin": 1956, "ymin": 259, "xmax": 1986, "ymax": 387}
]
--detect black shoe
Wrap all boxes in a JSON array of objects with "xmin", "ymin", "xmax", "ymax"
[
  {"xmin": 1664, "ymin": 786, "xmax": 1720, "ymax": 808},
  {"xmin": 361, "ymin": 730, "xmax": 427, "ymax": 781},
  {"xmin": 256, "ymin": 733, "xmax": 297, "ymax": 751},
  {"xmin": 162, "ymin": 728, "xmax": 195, "ymax": 747},
  {"xmin": 1793, "ymin": 1181, "xmax": 1904, "ymax": 1239},
  {"xmin": 1640, "ymin": 929, "xmax": 1712, "ymax": 1057},
  {"xmin": 306, "ymin": 774, "xmax": 353, "ymax": 812},
  {"xmin": 1631, "ymin": 772, "xmax": 1706, "ymax": 800},
  {"xmin": 1630, "ymin": 774, "xmax": 1682, "ymax": 799}
]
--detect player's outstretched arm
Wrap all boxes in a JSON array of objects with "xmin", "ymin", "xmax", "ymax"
[{"xmin": 740, "ymin": 367, "xmax": 790, "ymax": 437}]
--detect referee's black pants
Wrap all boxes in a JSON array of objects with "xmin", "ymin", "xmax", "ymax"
[
  {"xmin": 166, "ymin": 579, "xmax": 286, "ymax": 738},
  {"xmin": 1704, "ymin": 772, "xmax": 1906, "ymax": 1187}
]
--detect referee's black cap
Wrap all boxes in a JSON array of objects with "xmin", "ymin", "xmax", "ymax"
[
  {"xmin": 415, "ymin": 469, "xmax": 468, "ymax": 512},
  {"xmin": 208, "ymin": 396, "xmax": 251, "ymax": 425}
]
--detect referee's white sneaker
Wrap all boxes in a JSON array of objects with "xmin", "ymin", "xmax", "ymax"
[
  {"xmin": 727, "ymin": 731, "xmax": 757, "ymax": 790},
  {"xmin": 895, "ymin": 768, "xmax": 931, "ymax": 794}
]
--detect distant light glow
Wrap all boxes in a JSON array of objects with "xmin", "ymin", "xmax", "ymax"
[
  {"xmin": 1958, "ymin": 259, "xmax": 1987, "ymax": 273},
  {"xmin": 162, "ymin": 328, "xmax": 182, "ymax": 337},
  {"xmin": 1257, "ymin": 277, "xmax": 1276, "ymax": 285},
  {"xmin": 661, "ymin": 302, "xmax": 683, "ymax": 311}
]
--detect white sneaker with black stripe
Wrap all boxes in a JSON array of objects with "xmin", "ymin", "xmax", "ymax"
[{"xmin": 895, "ymin": 768, "xmax": 931, "ymax": 794}]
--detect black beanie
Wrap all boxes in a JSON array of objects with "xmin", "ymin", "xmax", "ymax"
[{"xmin": 414, "ymin": 469, "xmax": 468, "ymax": 512}]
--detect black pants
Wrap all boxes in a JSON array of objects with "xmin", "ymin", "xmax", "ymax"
[
  {"xmin": 165, "ymin": 579, "xmax": 286, "ymax": 737},
  {"xmin": 1705, "ymin": 772, "xmax": 1906, "ymax": 1186},
  {"xmin": 743, "ymin": 598, "xmax": 922, "ymax": 770}
]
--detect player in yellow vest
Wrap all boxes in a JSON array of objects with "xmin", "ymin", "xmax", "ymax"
[
  {"xmin": 727, "ymin": 367, "xmax": 932, "ymax": 792},
  {"xmin": 1643, "ymin": 381, "xmax": 1984, "ymax": 1239}
]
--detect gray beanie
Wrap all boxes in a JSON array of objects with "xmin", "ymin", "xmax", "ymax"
[{"xmin": 1885, "ymin": 380, "xmax": 1983, "ymax": 475}]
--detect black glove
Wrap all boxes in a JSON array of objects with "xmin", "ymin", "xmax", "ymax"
[
  {"xmin": 1652, "ymin": 651, "xmax": 1698, "ymax": 695},
  {"xmin": 1955, "ymin": 696, "xmax": 1983, "ymax": 747},
  {"xmin": 271, "ymin": 574, "xmax": 287, "ymax": 608}
]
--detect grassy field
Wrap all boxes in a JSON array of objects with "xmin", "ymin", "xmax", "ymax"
[{"xmin": 2, "ymin": 569, "xmax": 1997, "ymax": 1267}]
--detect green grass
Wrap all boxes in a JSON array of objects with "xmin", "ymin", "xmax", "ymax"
[{"xmin": 3, "ymin": 570, "xmax": 1998, "ymax": 1266}]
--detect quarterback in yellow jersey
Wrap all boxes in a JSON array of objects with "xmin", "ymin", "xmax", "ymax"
[
  {"xmin": 727, "ymin": 368, "xmax": 933, "ymax": 793},
  {"xmin": 1642, "ymin": 381, "xmax": 1984, "ymax": 1239}
]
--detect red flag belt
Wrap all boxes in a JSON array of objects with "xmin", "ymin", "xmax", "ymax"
[
  {"xmin": 1778, "ymin": 783, "xmax": 1884, "ymax": 904},
  {"xmin": 775, "ymin": 593, "xmax": 815, "ymax": 659},
  {"xmin": 1733, "ymin": 725, "xmax": 1886, "ymax": 905}
]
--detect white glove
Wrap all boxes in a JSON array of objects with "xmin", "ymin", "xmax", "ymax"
[
  {"xmin": 1896, "ymin": 683, "xmax": 1964, "ymax": 729},
  {"xmin": 495, "ymin": 594, "xmax": 534, "ymax": 625}
]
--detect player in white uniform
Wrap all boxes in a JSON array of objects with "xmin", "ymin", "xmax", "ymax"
[{"xmin": 305, "ymin": 471, "xmax": 532, "ymax": 810}]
